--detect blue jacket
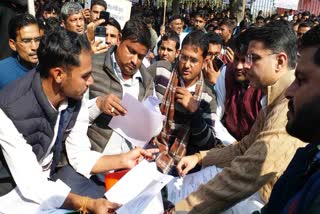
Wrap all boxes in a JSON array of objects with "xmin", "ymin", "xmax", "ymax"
[{"xmin": 0, "ymin": 55, "xmax": 29, "ymax": 89}]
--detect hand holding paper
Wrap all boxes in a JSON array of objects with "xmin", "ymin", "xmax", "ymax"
[
  {"xmin": 109, "ymin": 94, "xmax": 164, "ymax": 148},
  {"xmin": 121, "ymin": 148, "xmax": 159, "ymax": 169}
]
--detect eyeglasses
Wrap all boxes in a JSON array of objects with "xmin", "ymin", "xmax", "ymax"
[
  {"xmin": 207, "ymin": 52, "xmax": 220, "ymax": 58},
  {"xmin": 17, "ymin": 37, "xmax": 42, "ymax": 45},
  {"xmin": 245, "ymin": 53, "xmax": 277, "ymax": 66},
  {"xmin": 179, "ymin": 54, "xmax": 199, "ymax": 65}
]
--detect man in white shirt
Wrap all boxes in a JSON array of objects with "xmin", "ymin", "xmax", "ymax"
[
  {"xmin": 45, "ymin": 18, "xmax": 157, "ymax": 199},
  {"xmin": 0, "ymin": 29, "xmax": 156, "ymax": 213}
]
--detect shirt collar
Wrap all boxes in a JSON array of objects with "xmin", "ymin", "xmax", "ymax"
[
  {"xmin": 266, "ymin": 70, "xmax": 295, "ymax": 106},
  {"xmin": 47, "ymin": 98, "xmax": 68, "ymax": 112}
]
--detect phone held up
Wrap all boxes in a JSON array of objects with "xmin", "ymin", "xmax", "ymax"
[
  {"xmin": 213, "ymin": 56, "xmax": 224, "ymax": 71},
  {"xmin": 94, "ymin": 11, "xmax": 110, "ymax": 44},
  {"xmin": 99, "ymin": 11, "xmax": 110, "ymax": 26}
]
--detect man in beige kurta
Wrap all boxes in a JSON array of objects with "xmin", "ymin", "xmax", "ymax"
[{"xmin": 173, "ymin": 20, "xmax": 305, "ymax": 214}]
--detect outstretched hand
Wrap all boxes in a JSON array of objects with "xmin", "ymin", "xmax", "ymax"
[
  {"xmin": 176, "ymin": 154, "xmax": 201, "ymax": 177},
  {"xmin": 122, "ymin": 148, "xmax": 159, "ymax": 169}
]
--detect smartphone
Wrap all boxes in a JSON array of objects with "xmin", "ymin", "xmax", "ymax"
[
  {"xmin": 94, "ymin": 26, "xmax": 106, "ymax": 44},
  {"xmin": 99, "ymin": 11, "xmax": 110, "ymax": 26},
  {"xmin": 84, "ymin": 0, "xmax": 91, "ymax": 9},
  {"xmin": 213, "ymin": 56, "xmax": 224, "ymax": 71}
]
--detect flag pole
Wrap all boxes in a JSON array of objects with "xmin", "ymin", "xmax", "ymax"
[
  {"xmin": 28, "ymin": 0, "xmax": 35, "ymax": 16},
  {"xmin": 163, "ymin": 0, "xmax": 167, "ymax": 26}
]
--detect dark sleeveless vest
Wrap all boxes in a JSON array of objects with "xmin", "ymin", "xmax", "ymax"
[
  {"xmin": 88, "ymin": 46, "xmax": 155, "ymax": 152},
  {"xmin": 223, "ymin": 63, "xmax": 263, "ymax": 140},
  {"xmin": 0, "ymin": 70, "xmax": 81, "ymax": 196}
]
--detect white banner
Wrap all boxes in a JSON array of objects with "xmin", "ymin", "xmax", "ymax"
[
  {"xmin": 274, "ymin": 0, "xmax": 299, "ymax": 10},
  {"xmin": 105, "ymin": 0, "xmax": 132, "ymax": 29}
]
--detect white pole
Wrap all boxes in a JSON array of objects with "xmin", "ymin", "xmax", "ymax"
[
  {"xmin": 28, "ymin": 0, "xmax": 35, "ymax": 16},
  {"xmin": 163, "ymin": 0, "xmax": 167, "ymax": 26}
]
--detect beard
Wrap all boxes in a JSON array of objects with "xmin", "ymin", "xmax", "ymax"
[{"xmin": 286, "ymin": 96, "xmax": 320, "ymax": 143}]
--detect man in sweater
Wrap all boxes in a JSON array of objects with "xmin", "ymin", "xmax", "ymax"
[
  {"xmin": 260, "ymin": 25, "xmax": 320, "ymax": 214},
  {"xmin": 86, "ymin": 18, "xmax": 156, "ymax": 175},
  {"xmin": 0, "ymin": 13, "xmax": 40, "ymax": 89},
  {"xmin": 172, "ymin": 20, "xmax": 305, "ymax": 213},
  {"xmin": 150, "ymin": 30, "xmax": 222, "ymax": 175}
]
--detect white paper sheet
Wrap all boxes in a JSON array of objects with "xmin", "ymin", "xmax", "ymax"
[
  {"xmin": 108, "ymin": 94, "xmax": 164, "ymax": 148},
  {"xmin": 105, "ymin": 160, "xmax": 173, "ymax": 214},
  {"xmin": 166, "ymin": 165, "xmax": 222, "ymax": 203}
]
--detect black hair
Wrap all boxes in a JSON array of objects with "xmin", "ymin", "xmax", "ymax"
[
  {"xmin": 301, "ymin": 25, "xmax": 320, "ymax": 66},
  {"xmin": 206, "ymin": 32, "xmax": 223, "ymax": 46},
  {"xmin": 229, "ymin": 16, "xmax": 238, "ymax": 24},
  {"xmin": 158, "ymin": 30, "xmax": 180, "ymax": 50},
  {"xmin": 91, "ymin": 0, "xmax": 107, "ymax": 10},
  {"xmin": 107, "ymin": 17, "xmax": 121, "ymax": 33},
  {"xmin": 181, "ymin": 30, "xmax": 208, "ymax": 58},
  {"xmin": 37, "ymin": 30, "xmax": 91, "ymax": 78},
  {"xmin": 144, "ymin": 17, "xmax": 153, "ymax": 25},
  {"xmin": 37, "ymin": 18, "xmax": 46, "ymax": 32},
  {"xmin": 43, "ymin": 0, "xmax": 61, "ymax": 14},
  {"xmin": 299, "ymin": 21, "xmax": 313, "ymax": 29},
  {"xmin": 220, "ymin": 18, "xmax": 236, "ymax": 31},
  {"xmin": 169, "ymin": 14, "xmax": 183, "ymax": 24},
  {"xmin": 44, "ymin": 17, "xmax": 61, "ymax": 33},
  {"xmin": 302, "ymin": 11, "xmax": 311, "ymax": 17},
  {"xmin": 8, "ymin": 13, "xmax": 38, "ymax": 40},
  {"xmin": 121, "ymin": 18, "xmax": 151, "ymax": 50},
  {"xmin": 249, "ymin": 20, "xmax": 297, "ymax": 69},
  {"xmin": 235, "ymin": 27, "xmax": 255, "ymax": 55},
  {"xmin": 239, "ymin": 19, "xmax": 250, "ymax": 31},
  {"xmin": 256, "ymin": 16, "xmax": 265, "ymax": 21},
  {"xmin": 194, "ymin": 10, "xmax": 208, "ymax": 20}
]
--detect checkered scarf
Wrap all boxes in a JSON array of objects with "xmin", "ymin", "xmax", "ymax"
[{"xmin": 153, "ymin": 68, "xmax": 204, "ymax": 174}]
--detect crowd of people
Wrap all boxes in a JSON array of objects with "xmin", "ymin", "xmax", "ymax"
[{"xmin": 0, "ymin": 0, "xmax": 320, "ymax": 213}]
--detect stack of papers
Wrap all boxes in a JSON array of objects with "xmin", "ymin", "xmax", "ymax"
[{"xmin": 105, "ymin": 160, "xmax": 173, "ymax": 214}]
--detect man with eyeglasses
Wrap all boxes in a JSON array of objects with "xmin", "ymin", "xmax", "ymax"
[
  {"xmin": 0, "ymin": 13, "xmax": 41, "ymax": 90},
  {"xmin": 150, "ymin": 30, "xmax": 222, "ymax": 175},
  {"xmin": 212, "ymin": 28, "xmax": 263, "ymax": 144},
  {"xmin": 171, "ymin": 20, "xmax": 305, "ymax": 214}
]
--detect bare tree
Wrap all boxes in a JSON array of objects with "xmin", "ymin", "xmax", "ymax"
[{"xmin": 172, "ymin": 0, "xmax": 180, "ymax": 15}]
